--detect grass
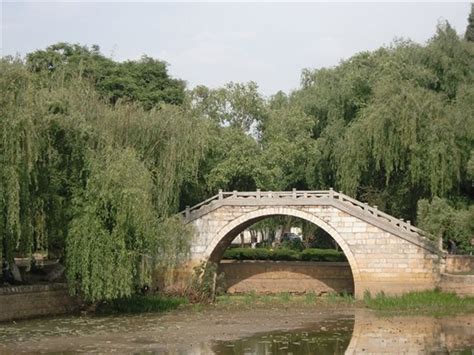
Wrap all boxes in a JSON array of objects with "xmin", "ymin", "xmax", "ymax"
[
  {"xmin": 95, "ymin": 289, "xmax": 474, "ymax": 317},
  {"xmin": 214, "ymin": 289, "xmax": 474, "ymax": 316},
  {"xmin": 326, "ymin": 290, "xmax": 355, "ymax": 304},
  {"xmin": 363, "ymin": 289, "xmax": 474, "ymax": 316},
  {"xmin": 214, "ymin": 292, "xmax": 355, "ymax": 308},
  {"xmin": 96, "ymin": 294, "xmax": 188, "ymax": 315}
]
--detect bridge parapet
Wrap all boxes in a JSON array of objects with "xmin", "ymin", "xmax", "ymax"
[{"xmin": 181, "ymin": 189, "xmax": 439, "ymax": 254}]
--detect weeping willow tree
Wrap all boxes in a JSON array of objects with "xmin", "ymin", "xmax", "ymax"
[
  {"xmin": 66, "ymin": 148, "xmax": 157, "ymax": 300},
  {"xmin": 286, "ymin": 22, "xmax": 473, "ymax": 221},
  {"xmin": 0, "ymin": 59, "xmax": 46, "ymax": 263},
  {"xmin": 0, "ymin": 57, "xmax": 207, "ymax": 300},
  {"xmin": 335, "ymin": 25, "xmax": 473, "ymax": 219},
  {"xmin": 338, "ymin": 80, "xmax": 461, "ymax": 197}
]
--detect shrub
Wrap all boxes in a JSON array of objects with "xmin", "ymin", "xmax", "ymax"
[
  {"xmin": 300, "ymin": 248, "xmax": 347, "ymax": 262},
  {"xmin": 96, "ymin": 295, "xmax": 187, "ymax": 314},
  {"xmin": 271, "ymin": 248, "xmax": 300, "ymax": 261},
  {"xmin": 281, "ymin": 238, "xmax": 305, "ymax": 251},
  {"xmin": 222, "ymin": 247, "xmax": 346, "ymax": 262},
  {"xmin": 255, "ymin": 248, "xmax": 271, "ymax": 260}
]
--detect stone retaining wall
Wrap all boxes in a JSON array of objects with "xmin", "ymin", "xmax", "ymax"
[
  {"xmin": 0, "ymin": 284, "xmax": 80, "ymax": 322},
  {"xmin": 218, "ymin": 260, "xmax": 354, "ymax": 294},
  {"xmin": 439, "ymin": 273, "xmax": 474, "ymax": 296},
  {"xmin": 445, "ymin": 255, "xmax": 474, "ymax": 274}
]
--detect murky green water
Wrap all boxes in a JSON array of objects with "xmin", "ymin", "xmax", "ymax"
[
  {"xmin": 212, "ymin": 324, "xmax": 352, "ymax": 355},
  {"xmin": 0, "ymin": 310, "xmax": 473, "ymax": 354},
  {"xmin": 212, "ymin": 314, "xmax": 474, "ymax": 355}
]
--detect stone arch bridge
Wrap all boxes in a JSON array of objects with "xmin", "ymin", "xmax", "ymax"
[{"xmin": 181, "ymin": 189, "xmax": 443, "ymax": 298}]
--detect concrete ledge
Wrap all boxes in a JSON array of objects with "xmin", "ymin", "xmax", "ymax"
[
  {"xmin": 0, "ymin": 283, "xmax": 68, "ymax": 295},
  {"xmin": 0, "ymin": 283, "xmax": 80, "ymax": 322}
]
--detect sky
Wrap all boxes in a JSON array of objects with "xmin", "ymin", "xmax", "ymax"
[{"xmin": 1, "ymin": 2, "xmax": 471, "ymax": 96}]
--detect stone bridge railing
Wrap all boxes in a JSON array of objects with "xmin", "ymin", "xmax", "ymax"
[{"xmin": 180, "ymin": 189, "xmax": 437, "ymax": 249}]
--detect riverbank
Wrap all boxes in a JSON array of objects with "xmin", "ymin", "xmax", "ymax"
[
  {"xmin": 1, "ymin": 301, "xmax": 473, "ymax": 354},
  {"xmin": 0, "ymin": 305, "xmax": 354, "ymax": 354},
  {"xmin": 213, "ymin": 290, "xmax": 474, "ymax": 316},
  {"xmin": 91, "ymin": 289, "xmax": 474, "ymax": 322}
]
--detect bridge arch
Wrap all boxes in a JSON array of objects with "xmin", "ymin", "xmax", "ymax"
[{"xmin": 203, "ymin": 206, "xmax": 362, "ymax": 295}]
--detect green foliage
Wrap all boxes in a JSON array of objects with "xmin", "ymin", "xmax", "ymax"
[
  {"xmin": 222, "ymin": 247, "xmax": 346, "ymax": 262},
  {"xmin": 2, "ymin": 11, "xmax": 474, "ymax": 300},
  {"xmin": 272, "ymin": 248, "xmax": 300, "ymax": 261},
  {"xmin": 189, "ymin": 82, "xmax": 266, "ymax": 132},
  {"xmin": 363, "ymin": 289, "xmax": 474, "ymax": 316},
  {"xmin": 417, "ymin": 198, "xmax": 474, "ymax": 252},
  {"xmin": 66, "ymin": 148, "xmax": 157, "ymax": 301},
  {"xmin": 281, "ymin": 238, "xmax": 305, "ymax": 252},
  {"xmin": 290, "ymin": 21, "xmax": 473, "ymax": 223},
  {"xmin": 0, "ymin": 58, "xmax": 200, "ymax": 301},
  {"xmin": 258, "ymin": 106, "xmax": 315, "ymax": 190},
  {"xmin": 96, "ymin": 294, "xmax": 187, "ymax": 314},
  {"xmin": 223, "ymin": 248, "xmax": 271, "ymax": 260},
  {"xmin": 467, "ymin": 4, "xmax": 474, "ymax": 42},
  {"xmin": 27, "ymin": 43, "xmax": 185, "ymax": 109},
  {"xmin": 300, "ymin": 248, "xmax": 347, "ymax": 262}
]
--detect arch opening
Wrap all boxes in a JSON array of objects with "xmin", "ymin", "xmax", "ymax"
[{"xmin": 204, "ymin": 207, "xmax": 361, "ymax": 296}]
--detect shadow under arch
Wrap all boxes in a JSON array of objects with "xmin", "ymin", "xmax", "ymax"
[{"xmin": 205, "ymin": 206, "xmax": 362, "ymax": 296}]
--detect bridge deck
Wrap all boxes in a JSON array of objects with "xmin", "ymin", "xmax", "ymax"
[{"xmin": 180, "ymin": 189, "xmax": 439, "ymax": 254}]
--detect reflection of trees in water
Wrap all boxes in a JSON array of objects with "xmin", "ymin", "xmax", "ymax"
[{"xmin": 212, "ymin": 316, "xmax": 354, "ymax": 355}]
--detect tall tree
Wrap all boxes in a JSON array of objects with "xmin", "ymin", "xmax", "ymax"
[
  {"xmin": 466, "ymin": 4, "xmax": 474, "ymax": 42},
  {"xmin": 27, "ymin": 43, "xmax": 185, "ymax": 109}
]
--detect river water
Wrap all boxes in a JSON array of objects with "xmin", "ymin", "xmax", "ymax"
[{"xmin": 0, "ymin": 308, "xmax": 473, "ymax": 354}]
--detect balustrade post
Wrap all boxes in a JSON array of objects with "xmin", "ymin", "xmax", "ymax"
[
  {"xmin": 256, "ymin": 188, "xmax": 261, "ymax": 199},
  {"xmin": 218, "ymin": 189, "xmax": 223, "ymax": 200},
  {"xmin": 292, "ymin": 188, "xmax": 296, "ymax": 199},
  {"xmin": 233, "ymin": 190, "xmax": 237, "ymax": 197},
  {"xmin": 185, "ymin": 206, "xmax": 190, "ymax": 219},
  {"xmin": 329, "ymin": 187, "xmax": 334, "ymax": 199},
  {"xmin": 268, "ymin": 191, "xmax": 272, "ymax": 198}
]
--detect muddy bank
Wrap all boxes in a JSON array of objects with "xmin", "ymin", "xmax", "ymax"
[
  {"xmin": 0, "ymin": 304, "xmax": 473, "ymax": 354},
  {"xmin": 0, "ymin": 306, "xmax": 353, "ymax": 353}
]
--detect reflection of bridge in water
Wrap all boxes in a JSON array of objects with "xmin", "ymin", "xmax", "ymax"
[
  {"xmin": 208, "ymin": 311, "xmax": 474, "ymax": 354},
  {"xmin": 181, "ymin": 189, "xmax": 443, "ymax": 298}
]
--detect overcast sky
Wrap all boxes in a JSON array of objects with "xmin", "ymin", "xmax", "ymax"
[{"xmin": 1, "ymin": 2, "xmax": 471, "ymax": 96}]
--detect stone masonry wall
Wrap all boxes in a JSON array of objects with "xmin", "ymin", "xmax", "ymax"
[
  {"xmin": 190, "ymin": 204, "xmax": 440, "ymax": 298},
  {"xmin": 439, "ymin": 274, "xmax": 474, "ymax": 296},
  {"xmin": 219, "ymin": 260, "xmax": 354, "ymax": 294},
  {"xmin": 445, "ymin": 255, "xmax": 474, "ymax": 274},
  {"xmin": 0, "ymin": 284, "xmax": 80, "ymax": 322}
]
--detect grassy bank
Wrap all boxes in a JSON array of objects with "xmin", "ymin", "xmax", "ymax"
[
  {"xmin": 94, "ymin": 289, "xmax": 474, "ymax": 317},
  {"xmin": 363, "ymin": 289, "xmax": 474, "ymax": 316},
  {"xmin": 96, "ymin": 295, "xmax": 188, "ymax": 315},
  {"xmin": 215, "ymin": 290, "xmax": 474, "ymax": 316},
  {"xmin": 215, "ymin": 291, "xmax": 355, "ymax": 309}
]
